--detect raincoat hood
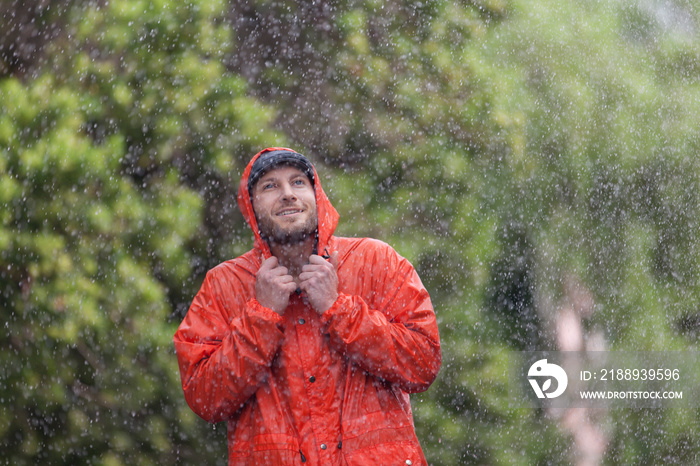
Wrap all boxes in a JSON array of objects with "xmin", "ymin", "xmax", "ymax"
[{"xmin": 237, "ymin": 147, "xmax": 339, "ymax": 259}]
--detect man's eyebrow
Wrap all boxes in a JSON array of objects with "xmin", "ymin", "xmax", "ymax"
[
  {"xmin": 256, "ymin": 170, "xmax": 306, "ymax": 186},
  {"xmin": 257, "ymin": 173, "xmax": 279, "ymax": 184}
]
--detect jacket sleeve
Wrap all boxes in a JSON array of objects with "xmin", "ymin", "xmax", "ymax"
[
  {"xmin": 320, "ymin": 241, "xmax": 441, "ymax": 393},
  {"xmin": 173, "ymin": 267, "xmax": 285, "ymax": 423}
]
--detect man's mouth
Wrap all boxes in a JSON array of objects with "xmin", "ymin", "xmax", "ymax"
[{"xmin": 276, "ymin": 208, "xmax": 304, "ymax": 217}]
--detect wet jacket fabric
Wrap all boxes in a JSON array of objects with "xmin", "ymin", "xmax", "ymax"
[{"xmin": 173, "ymin": 148, "xmax": 441, "ymax": 465}]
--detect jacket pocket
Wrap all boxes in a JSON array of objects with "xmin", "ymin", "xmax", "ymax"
[
  {"xmin": 342, "ymin": 439, "xmax": 425, "ymax": 466},
  {"xmin": 340, "ymin": 411, "xmax": 425, "ymax": 466},
  {"xmin": 229, "ymin": 434, "xmax": 302, "ymax": 466}
]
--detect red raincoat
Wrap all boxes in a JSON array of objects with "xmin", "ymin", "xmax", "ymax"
[{"xmin": 174, "ymin": 148, "xmax": 441, "ymax": 465}]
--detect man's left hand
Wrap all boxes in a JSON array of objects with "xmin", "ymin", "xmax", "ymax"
[{"xmin": 299, "ymin": 251, "xmax": 339, "ymax": 315}]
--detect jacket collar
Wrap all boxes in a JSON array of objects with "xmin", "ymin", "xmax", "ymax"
[{"xmin": 237, "ymin": 147, "xmax": 339, "ymax": 259}]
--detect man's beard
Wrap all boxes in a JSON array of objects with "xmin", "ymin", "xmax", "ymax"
[{"xmin": 257, "ymin": 214, "xmax": 318, "ymax": 246}]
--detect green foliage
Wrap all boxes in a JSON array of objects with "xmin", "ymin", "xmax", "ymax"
[
  {"xmin": 2, "ymin": 0, "xmax": 700, "ymax": 464},
  {"xmin": 0, "ymin": 1, "xmax": 280, "ymax": 464}
]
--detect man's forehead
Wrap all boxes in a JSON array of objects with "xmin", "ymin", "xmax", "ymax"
[
  {"xmin": 257, "ymin": 164, "xmax": 308, "ymax": 181},
  {"xmin": 252, "ymin": 166, "xmax": 314, "ymax": 193},
  {"xmin": 247, "ymin": 150, "xmax": 315, "ymax": 195}
]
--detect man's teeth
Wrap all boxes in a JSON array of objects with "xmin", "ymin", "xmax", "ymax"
[{"xmin": 278, "ymin": 210, "xmax": 302, "ymax": 216}]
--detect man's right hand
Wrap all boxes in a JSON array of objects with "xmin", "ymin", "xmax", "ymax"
[{"xmin": 255, "ymin": 257, "xmax": 297, "ymax": 315}]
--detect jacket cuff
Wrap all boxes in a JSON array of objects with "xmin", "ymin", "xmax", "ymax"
[
  {"xmin": 319, "ymin": 293, "xmax": 350, "ymax": 327},
  {"xmin": 246, "ymin": 298, "xmax": 284, "ymax": 326}
]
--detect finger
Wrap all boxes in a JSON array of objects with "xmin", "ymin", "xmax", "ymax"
[
  {"xmin": 261, "ymin": 258, "xmax": 289, "ymax": 276},
  {"xmin": 277, "ymin": 274, "xmax": 295, "ymax": 284},
  {"xmin": 269, "ymin": 265, "xmax": 289, "ymax": 276},
  {"xmin": 308, "ymin": 254, "xmax": 330, "ymax": 266},
  {"xmin": 298, "ymin": 279, "xmax": 314, "ymax": 293},
  {"xmin": 298, "ymin": 271, "xmax": 320, "ymax": 282},
  {"xmin": 330, "ymin": 250, "xmax": 339, "ymax": 269},
  {"xmin": 281, "ymin": 282, "xmax": 298, "ymax": 294},
  {"xmin": 260, "ymin": 256, "xmax": 278, "ymax": 271},
  {"xmin": 261, "ymin": 268, "xmax": 287, "ymax": 281},
  {"xmin": 301, "ymin": 263, "xmax": 326, "ymax": 274}
]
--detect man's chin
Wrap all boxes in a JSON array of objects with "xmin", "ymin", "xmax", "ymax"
[{"xmin": 262, "ymin": 226, "xmax": 317, "ymax": 246}]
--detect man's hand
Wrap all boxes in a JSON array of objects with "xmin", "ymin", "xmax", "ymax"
[
  {"xmin": 299, "ymin": 251, "xmax": 339, "ymax": 315},
  {"xmin": 255, "ymin": 256, "xmax": 297, "ymax": 315}
]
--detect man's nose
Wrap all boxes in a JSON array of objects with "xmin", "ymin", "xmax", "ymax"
[{"xmin": 279, "ymin": 182, "xmax": 296, "ymax": 199}]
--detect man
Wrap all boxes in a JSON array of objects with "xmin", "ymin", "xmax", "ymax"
[{"xmin": 174, "ymin": 147, "xmax": 441, "ymax": 465}]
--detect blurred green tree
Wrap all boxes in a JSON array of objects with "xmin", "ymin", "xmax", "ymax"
[
  {"xmin": 1, "ymin": 1, "xmax": 280, "ymax": 464},
  {"xmin": 225, "ymin": 0, "xmax": 700, "ymax": 463}
]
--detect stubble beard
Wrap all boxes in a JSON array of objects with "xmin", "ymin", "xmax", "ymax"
[{"xmin": 257, "ymin": 211, "xmax": 318, "ymax": 247}]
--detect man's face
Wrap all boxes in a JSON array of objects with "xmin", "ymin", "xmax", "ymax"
[{"xmin": 251, "ymin": 165, "xmax": 317, "ymax": 245}]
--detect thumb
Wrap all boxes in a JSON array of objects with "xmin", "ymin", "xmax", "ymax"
[
  {"xmin": 261, "ymin": 256, "xmax": 278, "ymax": 270},
  {"xmin": 330, "ymin": 250, "xmax": 339, "ymax": 270}
]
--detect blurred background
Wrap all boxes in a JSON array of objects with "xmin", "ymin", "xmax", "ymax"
[{"xmin": 1, "ymin": 0, "xmax": 699, "ymax": 464}]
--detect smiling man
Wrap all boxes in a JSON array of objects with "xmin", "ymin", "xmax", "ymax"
[
  {"xmin": 174, "ymin": 147, "xmax": 441, "ymax": 466},
  {"xmin": 250, "ymin": 154, "xmax": 318, "ymax": 249}
]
